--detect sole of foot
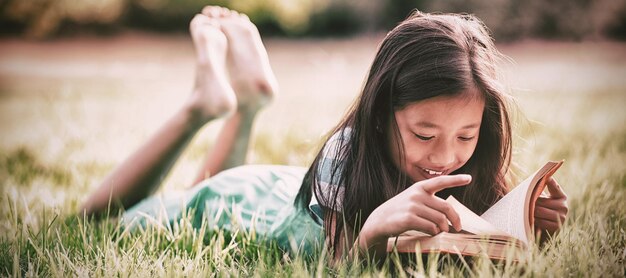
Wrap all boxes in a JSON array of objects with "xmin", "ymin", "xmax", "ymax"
[
  {"xmin": 202, "ymin": 6, "xmax": 278, "ymax": 113},
  {"xmin": 187, "ymin": 14, "xmax": 237, "ymax": 122}
]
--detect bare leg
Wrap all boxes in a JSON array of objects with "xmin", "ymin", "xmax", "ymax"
[
  {"xmin": 192, "ymin": 7, "xmax": 278, "ymax": 184},
  {"xmin": 81, "ymin": 15, "xmax": 236, "ymax": 217}
]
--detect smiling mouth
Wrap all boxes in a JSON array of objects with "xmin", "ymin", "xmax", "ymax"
[{"xmin": 422, "ymin": 168, "xmax": 444, "ymax": 176}]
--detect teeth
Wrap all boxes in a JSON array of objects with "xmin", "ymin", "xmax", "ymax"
[{"xmin": 423, "ymin": 168, "xmax": 443, "ymax": 175}]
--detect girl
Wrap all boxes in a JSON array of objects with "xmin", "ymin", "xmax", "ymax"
[
  {"xmin": 80, "ymin": 7, "xmax": 568, "ymax": 261},
  {"xmin": 294, "ymin": 11, "xmax": 570, "ymax": 260}
]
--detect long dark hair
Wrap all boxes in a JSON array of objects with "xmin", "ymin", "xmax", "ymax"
[{"xmin": 294, "ymin": 11, "xmax": 512, "ymax": 255}]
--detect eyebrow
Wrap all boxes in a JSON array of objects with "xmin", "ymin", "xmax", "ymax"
[{"xmin": 415, "ymin": 121, "xmax": 481, "ymax": 129}]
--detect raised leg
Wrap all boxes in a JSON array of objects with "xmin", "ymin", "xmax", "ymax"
[
  {"xmin": 81, "ymin": 15, "xmax": 236, "ymax": 218},
  {"xmin": 192, "ymin": 7, "xmax": 278, "ymax": 184}
]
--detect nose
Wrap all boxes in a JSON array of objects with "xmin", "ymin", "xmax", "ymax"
[{"xmin": 427, "ymin": 140, "xmax": 455, "ymax": 168}]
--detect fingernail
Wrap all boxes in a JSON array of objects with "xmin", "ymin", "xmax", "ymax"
[{"xmin": 460, "ymin": 174, "xmax": 472, "ymax": 182}]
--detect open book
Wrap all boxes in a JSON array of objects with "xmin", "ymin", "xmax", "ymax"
[{"xmin": 387, "ymin": 161, "xmax": 564, "ymax": 260}]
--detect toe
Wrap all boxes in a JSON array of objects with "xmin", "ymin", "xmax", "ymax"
[
  {"xmin": 190, "ymin": 15, "xmax": 219, "ymax": 34},
  {"xmin": 202, "ymin": 6, "xmax": 221, "ymax": 18},
  {"xmin": 218, "ymin": 7, "xmax": 231, "ymax": 17},
  {"xmin": 238, "ymin": 12, "xmax": 249, "ymax": 21},
  {"xmin": 189, "ymin": 14, "xmax": 206, "ymax": 32}
]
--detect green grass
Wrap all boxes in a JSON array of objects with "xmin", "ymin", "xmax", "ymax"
[
  {"xmin": 1, "ymin": 39, "xmax": 625, "ymax": 276},
  {"xmin": 1, "ymin": 91, "xmax": 624, "ymax": 276}
]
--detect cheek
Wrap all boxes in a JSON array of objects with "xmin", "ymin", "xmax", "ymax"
[
  {"xmin": 458, "ymin": 142, "xmax": 479, "ymax": 163},
  {"xmin": 401, "ymin": 140, "xmax": 426, "ymax": 164},
  {"xmin": 388, "ymin": 132, "xmax": 420, "ymax": 169}
]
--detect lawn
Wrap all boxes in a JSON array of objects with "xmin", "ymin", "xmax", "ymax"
[{"xmin": 0, "ymin": 34, "xmax": 625, "ymax": 276}]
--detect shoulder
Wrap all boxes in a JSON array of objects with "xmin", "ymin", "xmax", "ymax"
[
  {"xmin": 314, "ymin": 128, "xmax": 351, "ymax": 210},
  {"xmin": 321, "ymin": 127, "xmax": 352, "ymax": 158},
  {"xmin": 319, "ymin": 127, "xmax": 352, "ymax": 172}
]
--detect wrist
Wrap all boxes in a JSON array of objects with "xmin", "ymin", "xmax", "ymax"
[{"xmin": 358, "ymin": 222, "xmax": 388, "ymax": 253}]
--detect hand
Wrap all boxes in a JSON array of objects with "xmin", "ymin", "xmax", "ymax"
[
  {"xmin": 359, "ymin": 174, "xmax": 472, "ymax": 249},
  {"xmin": 534, "ymin": 177, "xmax": 568, "ymax": 235}
]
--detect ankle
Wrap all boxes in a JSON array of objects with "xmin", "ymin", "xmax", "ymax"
[
  {"xmin": 181, "ymin": 100, "xmax": 210, "ymax": 129},
  {"xmin": 182, "ymin": 96, "xmax": 235, "ymax": 129},
  {"xmin": 236, "ymin": 105, "xmax": 262, "ymax": 118}
]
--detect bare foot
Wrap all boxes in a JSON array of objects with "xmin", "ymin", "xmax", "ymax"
[
  {"xmin": 187, "ymin": 14, "xmax": 237, "ymax": 123},
  {"xmin": 202, "ymin": 6, "xmax": 277, "ymax": 113}
]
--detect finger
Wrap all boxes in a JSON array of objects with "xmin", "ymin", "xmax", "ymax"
[
  {"xmin": 424, "ymin": 198, "xmax": 461, "ymax": 232},
  {"xmin": 414, "ymin": 205, "xmax": 450, "ymax": 233},
  {"xmin": 536, "ymin": 197, "xmax": 568, "ymax": 212},
  {"xmin": 546, "ymin": 177, "xmax": 567, "ymax": 199},
  {"xmin": 407, "ymin": 215, "xmax": 441, "ymax": 236},
  {"xmin": 535, "ymin": 218, "xmax": 561, "ymax": 233},
  {"xmin": 536, "ymin": 213, "xmax": 566, "ymax": 226},
  {"xmin": 534, "ymin": 206, "xmax": 561, "ymax": 222},
  {"xmin": 536, "ymin": 205, "xmax": 567, "ymax": 223},
  {"xmin": 419, "ymin": 174, "xmax": 472, "ymax": 195}
]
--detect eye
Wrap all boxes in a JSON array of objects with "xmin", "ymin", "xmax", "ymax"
[
  {"xmin": 458, "ymin": 136, "xmax": 475, "ymax": 142},
  {"xmin": 414, "ymin": 134, "xmax": 434, "ymax": 141}
]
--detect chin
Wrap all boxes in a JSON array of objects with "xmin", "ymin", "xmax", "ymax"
[{"xmin": 408, "ymin": 171, "xmax": 427, "ymax": 183}]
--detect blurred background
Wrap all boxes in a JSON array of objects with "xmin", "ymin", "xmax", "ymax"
[
  {"xmin": 1, "ymin": 0, "xmax": 625, "ymax": 40},
  {"xmin": 1, "ymin": 2, "xmax": 625, "ymax": 275},
  {"xmin": 0, "ymin": 0, "xmax": 625, "ymax": 195}
]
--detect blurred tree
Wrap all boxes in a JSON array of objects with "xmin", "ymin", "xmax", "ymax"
[
  {"xmin": 605, "ymin": 5, "xmax": 626, "ymax": 40},
  {"xmin": 1, "ymin": 0, "xmax": 125, "ymax": 38},
  {"xmin": 306, "ymin": 0, "xmax": 371, "ymax": 36},
  {"xmin": 382, "ymin": 0, "xmax": 428, "ymax": 28},
  {"xmin": 124, "ymin": 0, "xmax": 229, "ymax": 32},
  {"xmin": 229, "ymin": 0, "xmax": 324, "ymax": 35},
  {"xmin": 0, "ymin": 0, "xmax": 624, "ymax": 40},
  {"xmin": 426, "ymin": 0, "xmax": 626, "ymax": 41},
  {"xmin": 589, "ymin": 0, "xmax": 626, "ymax": 39}
]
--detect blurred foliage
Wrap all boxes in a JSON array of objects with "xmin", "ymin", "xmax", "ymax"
[
  {"xmin": 427, "ymin": 0, "xmax": 626, "ymax": 41},
  {"xmin": 0, "ymin": 0, "xmax": 625, "ymax": 40}
]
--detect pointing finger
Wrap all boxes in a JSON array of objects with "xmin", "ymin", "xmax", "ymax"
[{"xmin": 419, "ymin": 174, "xmax": 472, "ymax": 195}]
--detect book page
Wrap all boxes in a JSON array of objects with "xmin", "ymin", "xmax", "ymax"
[
  {"xmin": 445, "ymin": 196, "xmax": 509, "ymax": 236},
  {"xmin": 480, "ymin": 161, "xmax": 563, "ymax": 244},
  {"xmin": 480, "ymin": 175, "xmax": 533, "ymax": 244}
]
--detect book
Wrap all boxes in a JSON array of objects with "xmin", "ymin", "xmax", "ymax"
[{"xmin": 387, "ymin": 160, "xmax": 564, "ymax": 260}]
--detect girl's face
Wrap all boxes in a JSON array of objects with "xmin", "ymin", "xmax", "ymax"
[{"xmin": 388, "ymin": 91, "xmax": 485, "ymax": 183}]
